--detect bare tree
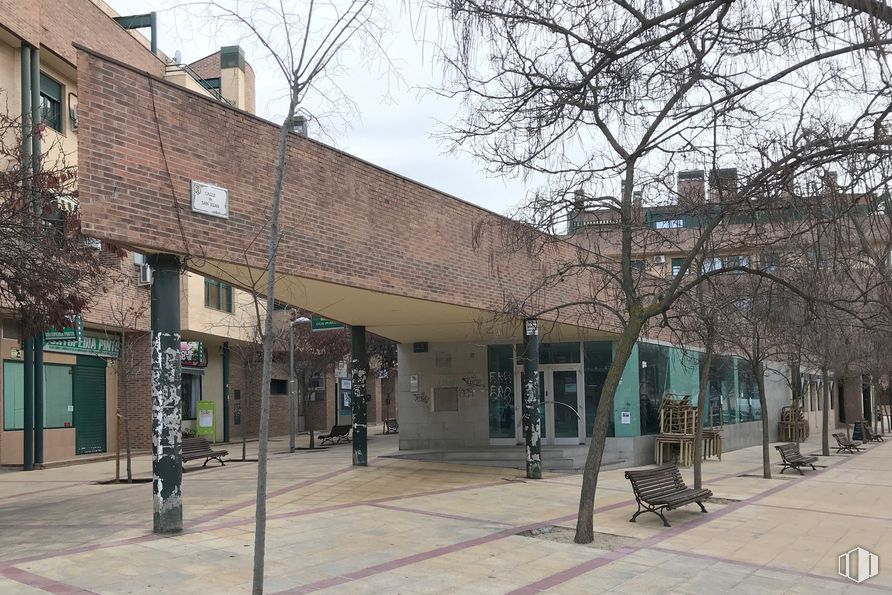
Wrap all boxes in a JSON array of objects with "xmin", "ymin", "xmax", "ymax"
[
  {"xmin": 173, "ymin": 3, "xmax": 391, "ymax": 587},
  {"xmin": 434, "ymin": 0, "xmax": 892, "ymax": 543}
]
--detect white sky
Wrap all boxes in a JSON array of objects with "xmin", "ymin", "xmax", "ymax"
[{"xmin": 103, "ymin": 0, "xmax": 531, "ymax": 216}]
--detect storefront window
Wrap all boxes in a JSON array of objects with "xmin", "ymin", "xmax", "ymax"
[
  {"xmin": 583, "ymin": 341, "xmax": 612, "ymax": 438},
  {"xmin": 708, "ymin": 356, "xmax": 737, "ymax": 424},
  {"xmin": 638, "ymin": 342, "xmax": 668, "ymax": 435},
  {"xmin": 737, "ymin": 362, "xmax": 762, "ymax": 422},
  {"xmin": 181, "ymin": 373, "xmax": 201, "ymax": 421},
  {"xmin": 44, "ymin": 364, "xmax": 73, "ymax": 428},
  {"xmin": 487, "ymin": 345, "xmax": 515, "ymax": 438},
  {"xmin": 3, "ymin": 361, "xmax": 74, "ymax": 430}
]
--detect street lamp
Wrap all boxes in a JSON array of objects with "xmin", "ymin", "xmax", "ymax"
[{"xmin": 289, "ymin": 315, "xmax": 311, "ymax": 453}]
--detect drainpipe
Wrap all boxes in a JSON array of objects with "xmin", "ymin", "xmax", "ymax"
[
  {"xmin": 30, "ymin": 46, "xmax": 44, "ymax": 466},
  {"xmin": 34, "ymin": 333, "xmax": 44, "ymax": 465},
  {"xmin": 20, "ymin": 45, "xmax": 33, "ymax": 471},
  {"xmin": 222, "ymin": 341, "xmax": 230, "ymax": 442}
]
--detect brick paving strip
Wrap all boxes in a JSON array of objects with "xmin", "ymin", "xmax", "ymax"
[
  {"xmin": 0, "ymin": 566, "xmax": 99, "ymax": 594},
  {"xmin": 508, "ymin": 447, "xmax": 885, "ymax": 594}
]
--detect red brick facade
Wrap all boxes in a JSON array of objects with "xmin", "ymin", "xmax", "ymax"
[
  {"xmin": 75, "ymin": 48, "xmax": 612, "ymax": 336},
  {"xmin": 0, "ymin": 0, "xmax": 164, "ymax": 73}
]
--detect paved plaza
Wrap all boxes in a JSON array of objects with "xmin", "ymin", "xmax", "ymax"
[{"xmin": 0, "ymin": 430, "xmax": 889, "ymax": 593}]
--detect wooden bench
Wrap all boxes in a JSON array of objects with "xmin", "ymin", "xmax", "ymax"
[
  {"xmin": 319, "ymin": 424, "xmax": 352, "ymax": 446},
  {"xmin": 859, "ymin": 422, "xmax": 885, "ymax": 443},
  {"xmin": 182, "ymin": 436, "xmax": 228, "ymax": 467},
  {"xmin": 775, "ymin": 443, "xmax": 817, "ymax": 475},
  {"xmin": 383, "ymin": 418, "xmax": 399, "ymax": 434},
  {"xmin": 833, "ymin": 433, "xmax": 862, "ymax": 454},
  {"xmin": 624, "ymin": 464, "xmax": 712, "ymax": 527}
]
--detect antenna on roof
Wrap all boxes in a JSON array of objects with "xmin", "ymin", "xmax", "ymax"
[{"xmin": 173, "ymin": 50, "xmax": 182, "ymax": 65}]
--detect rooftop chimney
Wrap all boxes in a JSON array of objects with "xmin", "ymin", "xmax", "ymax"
[
  {"xmin": 709, "ymin": 168, "xmax": 737, "ymax": 201},
  {"xmin": 291, "ymin": 114, "xmax": 308, "ymax": 137},
  {"xmin": 677, "ymin": 170, "xmax": 705, "ymax": 204}
]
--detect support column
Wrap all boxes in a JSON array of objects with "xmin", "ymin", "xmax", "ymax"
[
  {"xmin": 23, "ymin": 337, "xmax": 34, "ymax": 471},
  {"xmin": 351, "ymin": 326, "xmax": 368, "ymax": 466},
  {"xmin": 149, "ymin": 254, "xmax": 182, "ymax": 533},
  {"xmin": 521, "ymin": 319, "xmax": 542, "ymax": 479},
  {"xmin": 34, "ymin": 334, "xmax": 44, "ymax": 464},
  {"xmin": 222, "ymin": 341, "xmax": 230, "ymax": 443}
]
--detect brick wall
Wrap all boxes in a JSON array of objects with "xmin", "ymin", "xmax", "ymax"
[
  {"xmin": 76, "ymin": 48, "xmax": 613, "ymax": 336},
  {"xmin": 188, "ymin": 51, "xmax": 220, "ymax": 80},
  {"xmin": 0, "ymin": 0, "xmax": 164, "ymax": 74},
  {"xmin": 117, "ymin": 331, "xmax": 152, "ymax": 449}
]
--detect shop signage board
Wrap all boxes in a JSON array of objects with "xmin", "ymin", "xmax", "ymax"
[
  {"xmin": 45, "ymin": 315, "xmax": 84, "ymax": 342},
  {"xmin": 44, "ymin": 334, "xmax": 120, "ymax": 358},
  {"xmin": 180, "ymin": 341, "xmax": 207, "ymax": 367},
  {"xmin": 191, "ymin": 180, "xmax": 229, "ymax": 218},
  {"xmin": 196, "ymin": 400, "xmax": 216, "ymax": 440},
  {"xmin": 311, "ymin": 316, "xmax": 344, "ymax": 331}
]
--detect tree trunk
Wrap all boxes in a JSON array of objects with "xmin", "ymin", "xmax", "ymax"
[
  {"xmin": 574, "ymin": 317, "xmax": 643, "ymax": 544},
  {"xmin": 693, "ymin": 333, "xmax": 714, "ymax": 489},
  {"xmin": 821, "ymin": 367, "xmax": 830, "ymax": 456},
  {"xmin": 252, "ymin": 102, "xmax": 297, "ymax": 595},
  {"xmin": 755, "ymin": 362, "xmax": 771, "ymax": 479}
]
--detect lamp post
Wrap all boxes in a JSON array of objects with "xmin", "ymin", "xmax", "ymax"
[{"xmin": 289, "ymin": 315, "xmax": 310, "ymax": 453}]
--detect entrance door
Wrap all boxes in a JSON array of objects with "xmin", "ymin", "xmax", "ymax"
[
  {"xmin": 517, "ymin": 366, "xmax": 583, "ymax": 445},
  {"xmin": 73, "ymin": 356, "xmax": 107, "ymax": 455}
]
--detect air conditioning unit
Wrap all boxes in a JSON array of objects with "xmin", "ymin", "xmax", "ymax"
[
  {"xmin": 653, "ymin": 255, "xmax": 667, "ymax": 264},
  {"xmin": 137, "ymin": 263, "xmax": 153, "ymax": 286}
]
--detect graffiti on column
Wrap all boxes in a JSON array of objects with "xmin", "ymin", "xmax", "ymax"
[{"xmin": 152, "ymin": 330, "xmax": 182, "ymax": 529}]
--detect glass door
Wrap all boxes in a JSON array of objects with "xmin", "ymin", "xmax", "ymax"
[
  {"xmin": 517, "ymin": 367, "xmax": 582, "ymax": 445},
  {"xmin": 551, "ymin": 369, "xmax": 580, "ymax": 441}
]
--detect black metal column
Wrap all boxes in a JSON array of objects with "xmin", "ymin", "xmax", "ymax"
[
  {"xmin": 149, "ymin": 254, "xmax": 183, "ymax": 533},
  {"xmin": 222, "ymin": 341, "xmax": 230, "ymax": 443},
  {"xmin": 351, "ymin": 326, "xmax": 368, "ymax": 466},
  {"xmin": 521, "ymin": 319, "xmax": 542, "ymax": 479},
  {"xmin": 34, "ymin": 334, "xmax": 44, "ymax": 465},
  {"xmin": 23, "ymin": 337, "xmax": 34, "ymax": 471}
]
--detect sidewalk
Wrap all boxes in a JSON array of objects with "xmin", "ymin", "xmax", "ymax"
[{"xmin": 0, "ymin": 431, "xmax": 888, "ymax": 593}]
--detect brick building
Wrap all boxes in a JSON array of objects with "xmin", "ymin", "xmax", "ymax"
[{"xmin": 0, "ymin": 0, "xmax": 363, "ymax": 466}]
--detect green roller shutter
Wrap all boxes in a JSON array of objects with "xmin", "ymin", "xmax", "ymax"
[{"xmin": 73, "ymin": 356, "xmax": 107, "ymax": 455}]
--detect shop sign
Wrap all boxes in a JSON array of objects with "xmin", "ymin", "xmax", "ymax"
[
  {"xmin": 191, "ymin": 180, "xmax": 229, "ymax": 219},
  {"xmin": 44, "ymin": 334, "xmax": 120, "ymax": 358},
  {"xmin": 180, "ymin": 341, "xmax": 207, "ymax": 367},
  {"xmin": 44, "ymin": 315, "xmax": 84, "ymax": 342}
]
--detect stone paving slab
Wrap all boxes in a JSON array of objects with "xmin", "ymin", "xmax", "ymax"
[{"xmin": 0, "ymin": 429, "xmax": 889, "ymax": 593}]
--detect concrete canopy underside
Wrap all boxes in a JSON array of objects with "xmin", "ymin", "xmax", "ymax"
[{"xmin": 75, "ymin": 47, "xmax": 619, "ymax": 344}]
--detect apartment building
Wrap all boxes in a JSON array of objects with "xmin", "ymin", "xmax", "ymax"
[{"xmin": 0, "ymin": 0, "xmax": 368, "ymax": 466}]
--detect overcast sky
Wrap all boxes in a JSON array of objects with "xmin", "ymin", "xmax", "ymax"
[{"xmin": 104, "ymin": 0, "xmax": 532, "ymax": 216}]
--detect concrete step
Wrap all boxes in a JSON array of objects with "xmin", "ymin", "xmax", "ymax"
[{"xmin": 386, "ymin": 445, "xmax": 626, "ymax": 472}]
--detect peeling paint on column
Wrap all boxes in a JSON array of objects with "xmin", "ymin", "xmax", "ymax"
[
  {"xmin": 152, "ymin": 329, "xmax": 183, "ymax": 532},
  {"xmin": 150, "ymin": 254, "xmax": 183, "ymax": 534},
  {"xmin": 351, "ymin": 326, "xmax": 368, "ymax": 466},
  {"xmin": 522, "ymin": 319, "xmax": 542, "ymax": 479}
]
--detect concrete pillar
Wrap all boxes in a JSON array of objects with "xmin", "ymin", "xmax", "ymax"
[
  {"xmin": 521, "ymin": 319, "xmax": 542, "ymax": 479},
  {"xmin": 149, "ymin": 254, "xmax": 183, "ymax": 533},
  {"xmin": 23, "ymin": 336, "xmax": 34, "ymax": 471},
  {"xmin": 351, "ymin": 326, "xmax": 368, "ymax": 466}
]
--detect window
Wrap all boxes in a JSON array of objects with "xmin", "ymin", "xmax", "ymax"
[
  {"xmin": 204, "ymin": 278, "xmax": 233, "ymax": 312},
  {"xmin": 655, "ymin": 219, "xmax": 684, "ymax": 229},
  {"xmin": 760, "ymin": 252, "xmax": 780, "ymax": 273},
  {"xmin": 3, "ymin": 361, "xmax": 73, "ymax": 429},
  {"xmin": 39, "ymin": 73, "xmax": 63, "ymax": 132},
  {"xmin": 724, "ymin": 255, "xmax": 750, "ymax": 271},
  {"xmin": 671, "ymin": 257, "xmax": 686, "ymax": 276},
  {"xmin": 200, "ymin": 77, "xmax": 221, "ymax": 92},
  {"xmin": 181, "ymin": 373, "xmax": 201, "ymax": 420},
  {"xmin": 630, "ymin": 259, "xmax": 645, "ymax": 272},
  {"xmin": 270, "ymin": 379, "xmax": 288, "ymax": 395},
  {"xmin": 701, "ymin": 257, "xmax": 722, "ymax": 273}
]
